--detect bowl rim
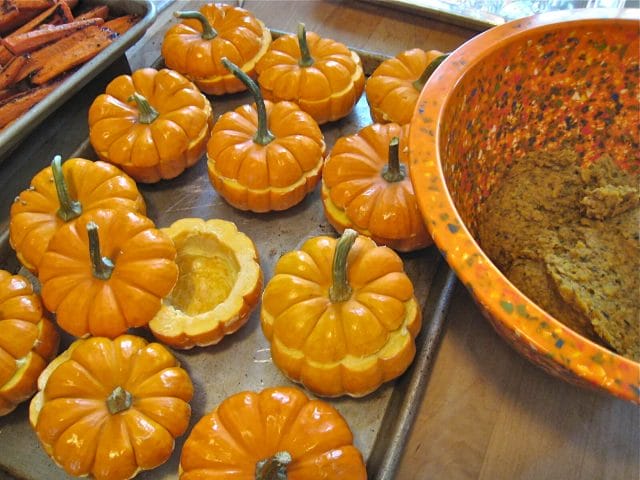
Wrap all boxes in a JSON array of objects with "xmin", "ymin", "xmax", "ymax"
[{"xmin": 409, "ymin": 8, "xmax": 640, "ymax": 403}]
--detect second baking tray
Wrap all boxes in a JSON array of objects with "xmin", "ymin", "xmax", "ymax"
[{"xmin": 0, "ymin": 44, "xmax": 456, "ymax": 480}]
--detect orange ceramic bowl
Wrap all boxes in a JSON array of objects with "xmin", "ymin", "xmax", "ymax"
[{"xmin": 409, "ymin": 9, "xmax": 639, "ymax": 403}]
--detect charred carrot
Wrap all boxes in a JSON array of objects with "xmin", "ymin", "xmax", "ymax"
[
  {"xmin": 3, "ymin": 17, "xmax": 105, "ymax": 55},
  {"xmin": 0, "ymin": 52, "xmax": 25, "ymax": 88},
  {"xmin": 0, "ymin": 78, "xmax": 59, "ymax": 129},
  {"xmin": 103, "ymin": 14, "xmax": 138, "ymax": 35},
  {"xmin": 74, "ymin": 5, "xmax": 108, "ymax": 22}
]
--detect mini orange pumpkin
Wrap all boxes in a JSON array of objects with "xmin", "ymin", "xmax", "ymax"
[
  {"xmin": 0, "ymin": 270, "xmax": 59, "ymax": 416},
  {"xmin": 30, "ymin": 334, "xmax": 194, "ymax": 480},
  {"xmin": 365, "ymin": 48, "xmax": 447, "ymax": 124},
  {"xmin": 179, "ymin": 386, "xmax": 367, "ymax": 479},
  {"xmin": 322, "ymin": 123, "xmax": 432, "ymax": 252},
  {"xmin": 256, "ymin": 23, "xmax": 365, "ymax": 124},
  {"xmin": 161, "ymin": 3, "xmax": 271, "ymax": 95},
  {"xmin": 261, "ymin": 229, "xmax": 422, "ymax": 397},
  {"xmin": 88, "ymin": 67, "xmax": 213, "ymax": 183},
  {"xmin": 9, "ymin": 155, "xmax": 145, "ymax": 274},
  {"xmin": 38, "ymin": 208, "xmax": 179, "ymax": 338},
  {"xmin": 207, "ymin": 58, "xmax": 325, "ymax": 212},
  {"xmin": 149, "ymin": 218, "xmax": 263, "ymax": 349}
]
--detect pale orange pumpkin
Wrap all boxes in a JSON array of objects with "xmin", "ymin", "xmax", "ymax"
[
  {"xmin": 179, "ymin": 386, "xmax": 367, "ymax": 479},
  {"xmin": 261, "ymin": 229, "xmax": 422, "ymax": 397},
  {"xmin": 30, "ymin": 334, "xmax": 194, "ymax": 480},
  {"xmin": 322, "ymin": 122, "xmax": 432, "ymax": 252},
  {"xmin": 0, "ymin": 270, "xmax": 58, "ymax": 416}
]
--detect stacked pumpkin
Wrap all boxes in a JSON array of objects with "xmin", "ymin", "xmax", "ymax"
[{"xmin": 0, "ymin": 2, "xmax": 453, "ymax": 479}]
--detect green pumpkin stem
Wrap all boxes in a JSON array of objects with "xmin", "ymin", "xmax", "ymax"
[
  {"xmin": 106, "ymin": 386, "xmax": 132, "ymax": 414},
  {"xmin": 87, "ymin": 221, "xmax": 115, "ymax": 280},
  {"xmin": 255, "ymin": 451, "xmax": 292, "ymax": 480},
  {"xmin": 382, "ymin": 137, "xmax": 406, "ymax": 182},
  {"xmin": 221, "ymin": 57, "xmax": 275, "ymax": 146},
  {"xmin": 412, "ymin": 53, "xmax": 449, "ymax": 91},
  {"xmin": 329, "ymin": 229, "xmax": 358, "ymax": 303},
  {"xmin": 174, "ymin": 10, "xmax": 217, "ymax": 40},
  {"xmin": 52, "ymin": 155, "xmax": 82, "ymax": 222},
  {"xmin": 129, "ymin": 92, "xmax": 159, "ymax": 124},
  {"xmin": 297, "ymin": 23, "xmax": 314, "ymax": 67}
]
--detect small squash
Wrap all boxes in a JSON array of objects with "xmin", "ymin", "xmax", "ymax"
[
  {"xmin": 88, "ymin": 67, "xmax": 213, "ymax": 183},
  {"xmin": 30, "ymin": 334, "xmax": 194, "ymax": 480},
  {"xmin": 149, "ymin": 218, "xmax": 262, "ymax": 349},
  {"xmin": 365, "ymin": 48, "xmax": 447, "ymax": 124},
  {"xmin": 38, "ymin": 208, "xmax": 179, "ymax": 338},
  {"xmin": 207, "ymin": 58, "xmax": 325, "ymax": 212},
  {"xmin": 161, "ymin": 3, "xmax": 271, "ymax": 95},
  {"xmin": 255, "ymin": 23, "xmax": 365, "ymax": 124},
  {"xmin": 9, "ymin": 155, "xmax": 145, "ymax": 274},
  {"xmin": 322, "ymin": 123, "xmax": 432, "ymax": 252},
  {"xmin": 261, "ymin": 229, "xmax": 422, "ymax": 397},
  {"xmin": 0, "ymin": 270, "xmax": 59, "ymax": 416},
  {"xmin": 179, "ymin": 386, "xmax": 367, "ymax": 479}
]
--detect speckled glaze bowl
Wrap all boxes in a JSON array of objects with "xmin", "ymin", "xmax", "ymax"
[{"xmin": 409, "ymin": 9, "xmax": 639, "ymax": 403}]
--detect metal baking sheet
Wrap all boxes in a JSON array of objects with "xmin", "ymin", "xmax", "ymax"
[
  {"xmin": 0, "ymin": 44, "xmax": 456, "ymax": 480},
  {"xmin": 0, "ymin": 0, "xmax": 157, "ymax": 162}
]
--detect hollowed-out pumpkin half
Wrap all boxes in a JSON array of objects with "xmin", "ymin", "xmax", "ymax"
[{"xmin": 149, "ymin": 218, "xmax": 262, "ymax": 349}]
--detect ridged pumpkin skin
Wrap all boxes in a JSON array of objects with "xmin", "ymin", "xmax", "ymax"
[
  {"xmin": 365, "ymin": 48, "xmax": 446, "ymax": 124},
  {"xmin": 207, "ymin": 100, "xmax": 325, "ymax": 212},
  {"xmin": 179, "ymin": 386, "xmax": 367, "ymax": 479},
  {"xmin": 9, "ymin": 157, "xmax": 145, "ymax": 274},
  {"xmin": 161, "ymin": 3, "xmax": 271, "ymax": 95},
  {"xmin": 88, "ymin": 68, "xmax": 213, "ymax": 183},
  {"xmin": 38, "ymin": 208, "xmax": 179, "ymax": 339},
  {"xmin": 322, "ymin": 123, "xmax": 432, "ymax": 252},
  {"xmin": 29, "ymin": 334, "xmax": 194, "ymax": 480},
  {"xmin": 255, "ymin": 28, "xmax": 365, "ymax": 124},
  {"xmin": 149, "ymin": 218, "xmax": 263, "ymax": 349},
  {"xmin": 0, "ymin": 270, "xmax": 59, "ymax": 416},
  {"xmin": 261, "ymin": 232, "xmax": 422, "ymax": 397}
]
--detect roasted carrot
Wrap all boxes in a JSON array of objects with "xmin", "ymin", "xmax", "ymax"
[
  {"xmin": 0, "ymin": 78, "xmax": 59, "ymax": 128},
  {"xmin": 8, "ymin": 0, "xmax": 55, "ymax": 34},
  {"xmin": 74, "ymin": 4, "xmax": 108, "ymax": 22},
  {"xmin": 103, "ymin": 14, "xmax": 138, "ymax": 35},
  {"xmin": 50, "ymin": 0, "xmax": 73, "ymax": 24},
  {"xmin": 3, "ymin": 17, "xmax": 104, "ymax": 55},
  {"xmin": 0, "ymin": 52, "xmax": 25, "ymax": 88}
]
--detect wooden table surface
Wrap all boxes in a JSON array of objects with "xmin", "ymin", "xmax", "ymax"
[{"xmin": 31, "ymin": 1, "xmax": 637, "ymax": 479}]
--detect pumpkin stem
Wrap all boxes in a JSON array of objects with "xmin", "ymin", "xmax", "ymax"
[
  {"xmin": 221, "ymin": 57, "xmax": 275, "ymax": 146},
  {"xmin": 87, "ymin": 221, "xmax": 115, "ymax": 280},
  {"xmin": 51, "ymin": 155, "xmax": 82, "ymax": 222},
  {"xmin": 412, "ymin": 53, "xmax": 449, "ymax": 91},
  {"xmin": 329, "ymin": 229, "xmax": 358, "ymax": 303},
  {"xmin": 255, "ymin": 451, "xmax": 292, "ymax": 480},
  {"xmin": 129, "ymin": 92, "xmax": 159, "ymax": 124},
  {"xmin": 382, "ymin": 137, "xmax": 406, "ymax": 183},
  {"xmin": 106, "ymin": 386, "xmax": 133, "ymax": 414},
  {"xmin": 174, "ymin": 10, "xmax": 217, "ymax": 40},
  {"xmin": 297, "ymin": 23, "xmax": 314, "ymax": 67}
]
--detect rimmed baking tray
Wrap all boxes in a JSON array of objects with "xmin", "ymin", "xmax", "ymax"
[
  {"xmin": 0, "ymin": 0, "xmax": 157, "ymax": 162},
  {"xmin": 0, "ymin": 42, "xmax": 456, "ymax": 480}
]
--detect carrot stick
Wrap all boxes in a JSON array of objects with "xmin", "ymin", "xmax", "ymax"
[
  {"xmin": 0, "ymin": 45, "xmax": 13, "ymax": 65},
  {"xmin": 3, "ymin": 17, "xmax": 105, "ymax": 55},
  {"xmin": 8, "ymin": 1, "xmax": 56, "ymax": 35},
  {"xmin": 0, "ymin": 52, "xmax": 25, "ymax": 88},
  {"xmin": 0, "ymin": 79, "xmax": 59, "ymax": 129},
  {"xmin": 74, "ymin": 5, "xmax": 108, "ymax": 22},
  {"xmin": 103, "ymin": 15, "xmax": 138, "ymax": 35}
]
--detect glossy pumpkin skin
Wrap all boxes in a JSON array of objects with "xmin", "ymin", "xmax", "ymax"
[
  {"xmin": 0, "ymin": 270, "xmax": 59, "ymax": 416},
  {"xmin": 88, "ymin": 68, "xmax": 213, "ymax": 183},
  {"xmin": 9, "ymin": 157, "xmax": 145, "ymax": 274},
  {"xmin": 30, "ymin": 334, "xmax": 194, "ymax": 480},
  {"xmin": 161, "ymin": 3, "xmax": 271, "ymax": 95},
  {"xmin": 207, "ymin": 100, "xmax": 325, "ymax": 212},
  {"xmin": 179, "ymin": 386, "xmax": 367, "ymax": 479},
  {"xmin": 149, "ymin": 218, "xmax": 263, "ymax": 349},
  {"xmin": 261, "ymin": 233, "xmax": 422, "ymax": 397},
  {"xmin": 38, "ymin": 208, "xmax": 179, "ymax": 339},
  {"xmin": 365, "ymin": 48, "xmax": 445, "ymax": 124},
  {"xmin": 255, "ymin": 29, "xmax": 365, "ymax": 124},
  {"xmin": 322, "ymin": 123, "xmax": 432, "ymax": 252}
]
